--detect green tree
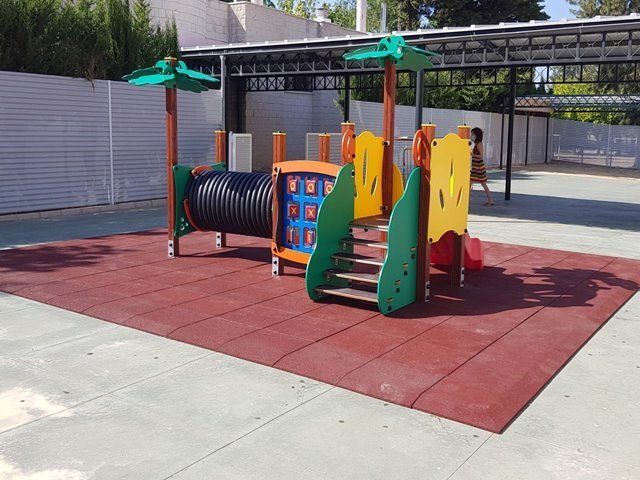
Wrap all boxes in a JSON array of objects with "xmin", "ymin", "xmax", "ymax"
[
  {"xmin": 423, "ymin": 0, "xmax": 548, "ymax": 28},
  {"xmin": 0, "ymin": 0, "xmax": 178, "ymax": 81},
  {"xmin": 568, "ymin": 0, "xmax": 640, "ymax": 16},
  {"xmin": 294, "ymin": 0, "xmax": 316, "ymax": 18}
]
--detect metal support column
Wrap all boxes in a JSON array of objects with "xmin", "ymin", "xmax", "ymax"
[
  {"xmin": 499, "ymin": 99, "xmax": 505, "ymax": 170},
  {"xmin": 344, "ymin": 75, "xmax": 351, "ymax": 122},
  {"xmin": 220, "ymin": 55, "xmax": 226, "ymax": 132},
  {"xmin": 505, "ymin": 68, "xmax": 517, "ymax": 201},
  {"xmin": 544, "ymin": 114, "xmax": 551, "ymax": 163},
  {"xmin": 524, "ymin": 113, "xmax": 530, "ymax": 166},
  {"xmin": 415, "ymin": 70, "xmax": 424, "ymax": 131}
]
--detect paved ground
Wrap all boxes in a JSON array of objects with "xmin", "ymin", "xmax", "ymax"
[{"xmin": 1, "ymin": 168, "xmax": 639, "ymax": 479}]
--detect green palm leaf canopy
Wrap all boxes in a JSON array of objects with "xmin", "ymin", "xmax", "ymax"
[
  {"xmin": 123, "ymin": 59, "xmax": 219, "ymax": 93},
  {"xmin": 343, "ymin": 35, "xmax": 439, "ymax": 72}
]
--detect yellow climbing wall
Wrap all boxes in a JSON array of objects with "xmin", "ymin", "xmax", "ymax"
[
  {"xmin": 353, "ymin": 131, "xmax": 404, "ymax": 219},
  {"xmin": 427, "ymin": 133, "xmax": 471, "ymax": 243}
]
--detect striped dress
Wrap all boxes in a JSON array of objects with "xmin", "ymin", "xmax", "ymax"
[{"xmin": 470, "ymin": 143, "xmax": 487, "ymax": 183}]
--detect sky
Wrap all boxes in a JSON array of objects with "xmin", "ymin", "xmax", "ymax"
[{"xmin": 543, "ymin": 0, "xmax": 575, "ymax": 20}]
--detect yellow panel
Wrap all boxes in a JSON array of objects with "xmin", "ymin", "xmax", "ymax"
[
  {"xmin": 427, "ymin": 133, "xmax": 471, "ymax": 243},
  {"xmin": 353, "ymin": 131, "xmax": 385, "ymax": 219},
  {"xmin": 392, "ymin": 164, "xmax": 404, "ymax": 206}
]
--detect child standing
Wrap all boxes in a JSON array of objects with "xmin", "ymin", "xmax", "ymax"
[{"xmin": 470, "ymin": 127, "xmax": 494, "ymax": 206}]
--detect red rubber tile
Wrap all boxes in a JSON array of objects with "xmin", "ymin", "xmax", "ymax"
[
  {"xmin": 149, "ymin": 270, "xmax": 212, "ymax": 287},
  {"xmin": 339, "ymin": 339, "xmax": 474, "ymax": 406},
  {"xmin": 65, "ymin": 271, "xmax": 138, "ymax": 289},
  {"xmin": 84, "ymin": 296, "xmax": 163, "ymax": 323},
  {"xmin": 48, "ymin": 288, "xmax": 129, "ymax": 313},
  {"xmin": 218, "ymin": 329, "xmax": 312, "ymax": 366},
  {"xmin": 15, "ymin": 281, "xmax": 91, "ymax": 302},
  {"xmin": 101, "ymin": 279, "xmax": 168, "ymax": 297},
  {"xmin": 267, "ymin": 315, "xmax": 348, "ymax": 341},
  {"xmin": 304, "ymin": 302, "xmax": 379, "ymax": 325},
  {"xmin": 412, "ymin": 346, "xmax": 563, "ymax": 433},
  {"xmin": 116, "ymin": 264, "xmax": 173, "ymax": 279},
  {"xmin": 482, "ymin": 244, "xmax": 533, "ymax": 267},
  {"xmin": 357, "ymin": 313, "xmax": 450, "ymax": 340},
  {"xmin": 275, "ymin": 327, "xmax": 405, "ymax": 384},
  {"xmin": 179, "ymin": 277, "xmax": 246, "ymax": 295},
  {"xmin": 168, "ymin": 316, "xmax": 258, "ymax": 350},
  {"xmin": 180, "ymin": 295, "xmax": 249, "ymax": 317},
  {"xmin": 219, "ymin": 304, "xmax": 297, "ymax": 328},
  {"xmin": 124, "ymin": 307, "xmax": 211, "ymax": 336},
  {"xmin": 134, "ymin": 287, "xmax": 207, "ymax": 307},
  {"xmin": 221, "ymin": 285, "xmax": 282, "ymax": 303},
  {"xmin": 259, "ymin": 291, "xmax": 324, "ymax": 315}
]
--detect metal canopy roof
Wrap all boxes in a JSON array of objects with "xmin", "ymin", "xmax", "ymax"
[
  {"xmin": 183, "ymin": 15, "xmax": 640, "ymax": 79},
  {"xmin": 516, "ymin": 94, "xmax": 640, "ymax": 113}
]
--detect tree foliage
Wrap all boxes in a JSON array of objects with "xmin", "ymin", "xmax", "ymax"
[
  {"xmin": 423, "ymin": 0, "xmax": 548, "ymax": 28},
  {"xmin": 0, "ymin": 0, "xmax": 178, "ymax": 81},
  {"xmin": 568, "ymin": 0, "xmax": 640, "ymax": 16}
]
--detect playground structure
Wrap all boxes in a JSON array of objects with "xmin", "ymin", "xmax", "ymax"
[{"xmin": 124, "ymin": 35, "xmax": 485, "ymax": 315}]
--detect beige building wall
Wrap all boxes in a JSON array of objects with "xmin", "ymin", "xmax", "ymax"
[{"xmin": 149, "ymin": 0, "xmax": 357, "ymax": 47}]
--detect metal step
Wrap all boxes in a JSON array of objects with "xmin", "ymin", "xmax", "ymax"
[
  {"xmin": 340, "ymin": 237, "xmax": 388, "ymax": 249},
  {"xmin": 324, "ymin": 269, "xmax": 380, "ymax": 285},
  {"xmin": 314, "ymin": 285, "xmax": 378, "ymax": 303},
  {"xmin": 350, "ymin": 215, "xmax": 390, "ymax": 232},
  {"xmin": 331, "ymin": 252, "xmax": 384, "ymax": 267}
]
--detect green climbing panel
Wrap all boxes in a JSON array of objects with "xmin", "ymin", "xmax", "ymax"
[
  {"xmin": 173, "ymin": 162, "xmax": 226, "ymax": 238},
  {"xmin": 306, "ymin": 164, "xmax": 356, "ymax": 300},
  {"xmin": 377, "ymin": 167, "xmax": 420, "ymax": 314}
]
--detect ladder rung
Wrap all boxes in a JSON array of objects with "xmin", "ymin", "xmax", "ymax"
[
  {"xmin": 331, "ymin": 252, "xmax": 384, "ymax": 267},
  {"xmin": 314, "ymin": 286, "xmax": 378, "ymax": 303},
  {"xmin": 341, "ymin": 237, "xmax": 388, "ymax": 249},
  {"xmin": 351, "ymin": 215, "xmax": 390, "ymax": 232},
  {"xmin": 324, "ymin": 269, "xmax": 380, "ymax": 285}
]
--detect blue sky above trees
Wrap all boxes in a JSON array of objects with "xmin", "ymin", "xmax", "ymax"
[{"xmin": 544, "ymin": 0, "xmax": 573, "ymax": 20}]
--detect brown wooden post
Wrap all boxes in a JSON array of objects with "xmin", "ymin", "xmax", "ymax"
[
  {"xmin": 215, "ymin": 130, "xmax": 226, "ymax": 165},
  {"xmin": 318, "ymin": 133, "xmax": 331, "ymax": 162},
  {"xmin": 215, "ymin": 130, "xmax": 227, "ymax": 249},
  {"xmin": 381, "ymin": 59, "xmax": 396, "ymax": 214},
  {"xmin": 273, "ymin": 132, "xmax": 286, "ymax": 164},
  {"xmin": 452, "ymin": 125, "xmax": 471, "ymax": 288},
  {"xmin": 416, "ymin": 124, "xmax": 436, "ymax": 302},
  {"xmin": 165, "ymin": 57, "xmax": 179, "ymax": 258},
  {"xmin": 271, "ymin": 132, "xmax": 286, "ymax": 276}
]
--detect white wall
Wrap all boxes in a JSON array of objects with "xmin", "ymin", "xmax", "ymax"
[
  {"xmin": 245, "ymin": 90, "xmax": 342, "ymax": 171},
  {"xmin": 0, "ymin": 71, "xmax": 222, "ymax": 215},
  {"xmin": 150, "ymin": 0, "xmax": 358, "ymax": 48}
]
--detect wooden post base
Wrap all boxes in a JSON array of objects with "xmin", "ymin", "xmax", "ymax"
[
  {"xmin": 168, "ymin": 238, "xmax": 179, "ymax": 258},
  {"xmin": 272, "ymin": 255, "xmax": 284, "ymax": 276},
  {"xmin": 451, "ymin": 233, "xmax": 465, "ymax": 287},
  {"xmin": 216, "ymin": 232, "xmax": 226, "ymax": 249}
]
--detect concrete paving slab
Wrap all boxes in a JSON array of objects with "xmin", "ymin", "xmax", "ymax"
[
  {"xmin": 110, "ymin": 352, "xmax": 332, "ymax": 445},
  {"xmin": 449, "ymin": 430, "xmax": 639, "ymax": 480},
  {"xmin": 0, "ymin": 394, "xmax": 231, "ymax": 480},
  {"xmin": 0, "ymin": 208, "xmax": 165, "ymax": 249},
  {"xmin": 17, "ymin": 327, "xmax": 212, "ymax": 395},
  {"xmin": 168, "ymin": 387, "xmax": 490, "ymax": 480},
  {"xmin": 0, "ymin": 356, "xmax": 94, "ymax": 433},
  {"xmin": 0, "ymin": 299, "xmax": 117, "ymax": 357}
]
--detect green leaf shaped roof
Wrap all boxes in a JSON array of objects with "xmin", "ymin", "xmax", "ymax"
[
  {"xmin": 123, "ymin": 59, "xmax": 219, "ymax": 91},
  {"xmin": 343, "ymin": 35, "xmax": 439, "ymax": 71}
]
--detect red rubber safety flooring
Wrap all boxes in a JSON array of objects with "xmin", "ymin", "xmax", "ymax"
[{"xmin": 2, "ymin": 230, "xmax": 639, "ymax": 433}]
